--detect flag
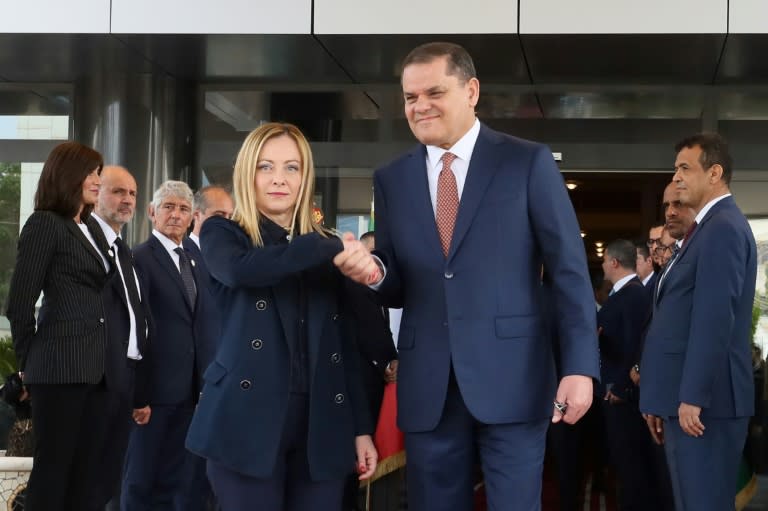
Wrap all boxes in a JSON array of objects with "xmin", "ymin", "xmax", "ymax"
[{"xmin": 369, "ymin": 382, "xmax": 404, "ymax": 482}]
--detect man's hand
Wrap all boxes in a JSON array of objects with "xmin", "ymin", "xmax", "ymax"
[
  {"xmin": 384, "ymin": 360, "xmax": 398, "ymax": 383},
  {"xmin": 333, "ymin": 233, "xmax": 381, "ymax": 285},
  {"xmin": 643, "ymin": 413, "xmax": 665, "ymax": 445},
  {"xmin": 629, "ymin": 366, "xmax": 640, "ymax": 386},
  {"xmin": 678, "ymin": 402, "xmax": 705, "ymax": 437},
  {"xmin": 132, "ymin": 406, "xmax": 151, "ymax": 425},
  {"xmin": 551, "ymin": 375, "xmax": 593, "ymax": 424},
  {"xmin": 355, "ymin": 434, "xmax": 378, "ymax": 480}
]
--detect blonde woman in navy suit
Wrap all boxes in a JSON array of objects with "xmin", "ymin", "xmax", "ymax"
[
  {"xmin": 6, "ymin": 141, "xmax": 113, "ymax": 511},
  {"xmin": 186, "ymin": 122, "xmax": 377, "ymax": 511}
]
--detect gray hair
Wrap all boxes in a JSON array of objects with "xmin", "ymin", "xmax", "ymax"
[{"xmin": 151, "ymin": 180, "xmax": 193, "ymax": 209}]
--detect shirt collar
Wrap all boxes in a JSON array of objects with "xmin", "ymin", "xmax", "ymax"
[
  {"xmin": 92, "ymin": 213, "xmax": 119, "ymax": 247},
  {"xmin": 425, "ymin": 118, "xmax": 481, "ymax": 171},
  {"xmin": 695, "ymin": 193, "xmax": 731, "ymax": 224},
  {"xmin": 189, "ymin": 232, "xmax": 200, "ymax": 248},
  {"xmin": 152, "ymin": 229, "xmax": 183, "ymax": 252},
  {"xmin": 612, "ymin": 273, "xmax": 637, "ymax": 294}
]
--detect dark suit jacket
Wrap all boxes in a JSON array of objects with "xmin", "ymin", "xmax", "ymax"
[
  {"xmin": 6, "ymin": 211, "xmax": 112, "ymax": 384},
  {"xmin": 345, "ymin": 282, "xmax": 398, "ymax": 422},
  {"xmin": 640, "ymin": 196, "xmax": 756, "ymax": 418},
  {"xmin": 91, "ymin": 230, "xmax": 152, "ymax": 408},
  {"xmin": 597, "ymin": 276, "xmax": 648, "ymax": 400},
  {"xmin": 372, "ymin": 123, "xmax": 600, "ymax": 432},
  {"xmin": 133, "ymin": 234, "xmax": 219, "ymax": 405},
  {"xmin": 186, "ymin": 217, "xmax": 372, "ymax": 481}
]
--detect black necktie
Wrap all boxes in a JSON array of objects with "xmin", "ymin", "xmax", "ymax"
[
  {"xmin": 174, "ymin": 247, "xmax": 197, "ymax": 309},
  {"xmin": 113, "ymin": 238, "xmax": 146, "ymax": 344}
]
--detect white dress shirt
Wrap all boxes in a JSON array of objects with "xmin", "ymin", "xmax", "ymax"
[
  {"xmin": 93, "ymin": 214, "xmax": 142, "ymax": 360},
  {"xmin": 153, "ymin": 229, "xmax": 184, "ymax": 271},
  {"xmin": 425, "ymin": 118, "xmax": 481, "ymax": 215},
  {"xmin": 189, "ymin": 232, "xmax": 200, "ymax": 249},
  {"xmin": 611, "ymin": 273, "xmax": 637, "ymax": 295}
]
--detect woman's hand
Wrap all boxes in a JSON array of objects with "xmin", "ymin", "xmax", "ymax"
[{"xmin": 355, "ymin": 434, "xmax": 378, "ymax": 480}]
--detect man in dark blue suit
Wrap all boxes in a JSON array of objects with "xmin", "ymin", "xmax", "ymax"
[
  {"xmin": 338, "ymin": 42, "xmax": 600, "ymax": 511},
  {"xmin": 640, "ymin": 133, "xmax": 757, "ymax": 511},
  {"xmin": 122, "ymin": 180, "xmax": 219, "ymax": 511},
  {"xmin": 598, "ymin": 239, "xmax": 659, "ymax": 510}
]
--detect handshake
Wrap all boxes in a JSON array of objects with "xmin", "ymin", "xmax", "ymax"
[{"xmin": 333, "ymin": 232, "xmax": 383, "ymax": 286}]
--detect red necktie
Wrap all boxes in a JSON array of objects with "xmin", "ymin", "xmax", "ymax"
[
  {"xmin": 436, "ymin": 152, "xmax": 459, "ymax": 257},
  {"xmin": 682, "ymin": 221, "xmax": 698, "ymax": 246}
]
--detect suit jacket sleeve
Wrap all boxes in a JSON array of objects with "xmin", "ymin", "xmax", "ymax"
[
  {"xmin": 680, "ymin": 221, "xmax": 749, "ymax": 407},
  {"xmin": 6, "ymin": 211, "xmax": 57, "ymax": 371},
  {"xmin": 344, "ymin": 280, "xmax": 398, "ymax": 376},
  {"xmin": 371, "ymin": 170, "xmax": 404, "ymax": 308},
  {"xmin": 200, "ymin": 217, "xmax": 344, "ymax": 288},
  {"xmin": 527, "ymin": 146, "xmax": 600, "ymax": 379}
]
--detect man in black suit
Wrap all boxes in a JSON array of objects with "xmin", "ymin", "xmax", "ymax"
[
  {"xmin": 122, "ymin": 180, "xmax": 219, "ymax": 511},
  {"xmin": 90, "ymin": 165, "xmax": 151, "ymax": 510},
  {"xmin": 344, "ymin": 231, "xmax": 399, "ymax": 511},
  {"xmin": 598, "ymin": 239, "xmax": 659, "ymax": 510}
]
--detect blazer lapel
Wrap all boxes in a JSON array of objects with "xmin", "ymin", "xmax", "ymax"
[
  {"xmin": 65, "ymin": 217, "xmax": 107, "ymax": 270},
  {"xmin": 405, "ymin": 147, "xmax": 445, "ymax": 258},
  {"xmin": 448, "ymin": 126, "xmax": 500, "ymax": 260},
  {"xmin": 150, "ymin": 236, "xmax": 192, "ymax": 312}
]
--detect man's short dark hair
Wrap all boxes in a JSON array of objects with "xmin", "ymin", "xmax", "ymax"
[
  {"xmin": 401, "ymin": 42, "xmax": 476, "ymax": 84},
  {"xmin": 674, "ymin": 132, "xmax": 733, "ymax": 185},
  {"xmin": 605, "ymin": 239, "xmax": 637, "ymax": 272},
  {"xmin": 360, "ymin": 231, "xmax": 375, "ymax": 244},
  {"xmin": 634, "ymin": 240, "xmax": 650, "ymax": 259},
  {"xmin": 35, "ymin": 141, "xmax": 104, "ymax": 220}
]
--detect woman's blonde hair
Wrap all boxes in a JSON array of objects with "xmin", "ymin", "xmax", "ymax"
[{"xmin": 232, "ymin": 122, "xmax": 326, "ymax": 246}]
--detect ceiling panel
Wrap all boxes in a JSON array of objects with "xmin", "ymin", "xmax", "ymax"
[
  {"xmin": 316, "ymin": 34, "xmax": 529, "ymax": 84},
  {"xmin": 115, "ymin": 34, "xmax": 351, "ymax": 82},
  {"xmin": 716, "ymin": 35, "xmax": 768, "ymax": 84},
  {"xmin": 0, "ymin": 34, "xmax": 151, "ymax": 82},
  {"xmin": 522, "ymin": 34, "xmax": 726, "ymax": 84}
]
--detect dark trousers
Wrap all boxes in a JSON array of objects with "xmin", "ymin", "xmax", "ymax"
[
  {"xmin": 121, "ymin": 403, "xmax": 194, "ymax": 511},
  {"xmin": 601, "ymin": 400, "xmax": 658, "ymax": 510},
  {"xmin": 207, "ymin": 393, "xmax": 345, "ymax": 511},
  {"xmin": 664, "ymin": 416, "xmax": 748, "ymax": 511},
  {"xmin": 404, "ymin": 373, "xmax": 549, "ymax": 511},
  {"xmin": 26, "ymin": 382, "xmax": 110, "ymax": 511},
  {"xmin": 95, "ymin": 363, "xmax": 136, "ymax": 510}
]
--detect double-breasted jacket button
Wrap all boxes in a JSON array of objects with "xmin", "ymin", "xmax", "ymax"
[
  {"xmin": 444, "ymin": 272, "xmax": 454, "ymax": 279},
  {"xmin": 330, "ymin": 352, "xmax": 341, "ymax": 364},
  {"xmin": 240, "ymin": 380, "xmax": 252, "ymax": 390},
  {"xmin": 331, "ymin": 313, "xmax": 340, "ymax": 321},
  {"xmin": 99, "ymin": 318, "xmax": 105, "ymax": 324},
  {"xmin": 251, "ymin": 339, "xmax": 263, "ymax": 350},
  {"xmin": 255, "ymin": 299, "xmax": 267, "ymax": 311},
  {"xmin": 334, "ymin": 393, "xmax": 345, "ymax": 404}
]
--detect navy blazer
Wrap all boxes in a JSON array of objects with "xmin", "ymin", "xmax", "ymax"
[
  {"xmin": 186, "ymin": 217, "xmax": 373, "ymax": 481},
  {"xmin": 373, "ymin": 123, "xmax": 600, "ymax": 432},
  {"xmin": 132, "ymin": 234, "xmax": 219, "ymax": 405},
  {"xmin": 640, "ymin": 196, "xmax": 756, "ymax": 418},
  {"xmin": 596, "ymin": 276, "xmax": 648, "ymax": 400}
]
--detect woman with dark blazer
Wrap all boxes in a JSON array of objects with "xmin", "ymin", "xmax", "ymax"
[
  {"xmin": 185, "ymin": 122, "xmax": 377, "ymax": 511},
  {"xmin": 6, "ymin": 141, "xmax": 113, "ymax": 511}
]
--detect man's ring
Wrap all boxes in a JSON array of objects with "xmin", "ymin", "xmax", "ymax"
[{"xmin": 554, "ymin": 401, "xmax": 568, "ymax": 414}]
